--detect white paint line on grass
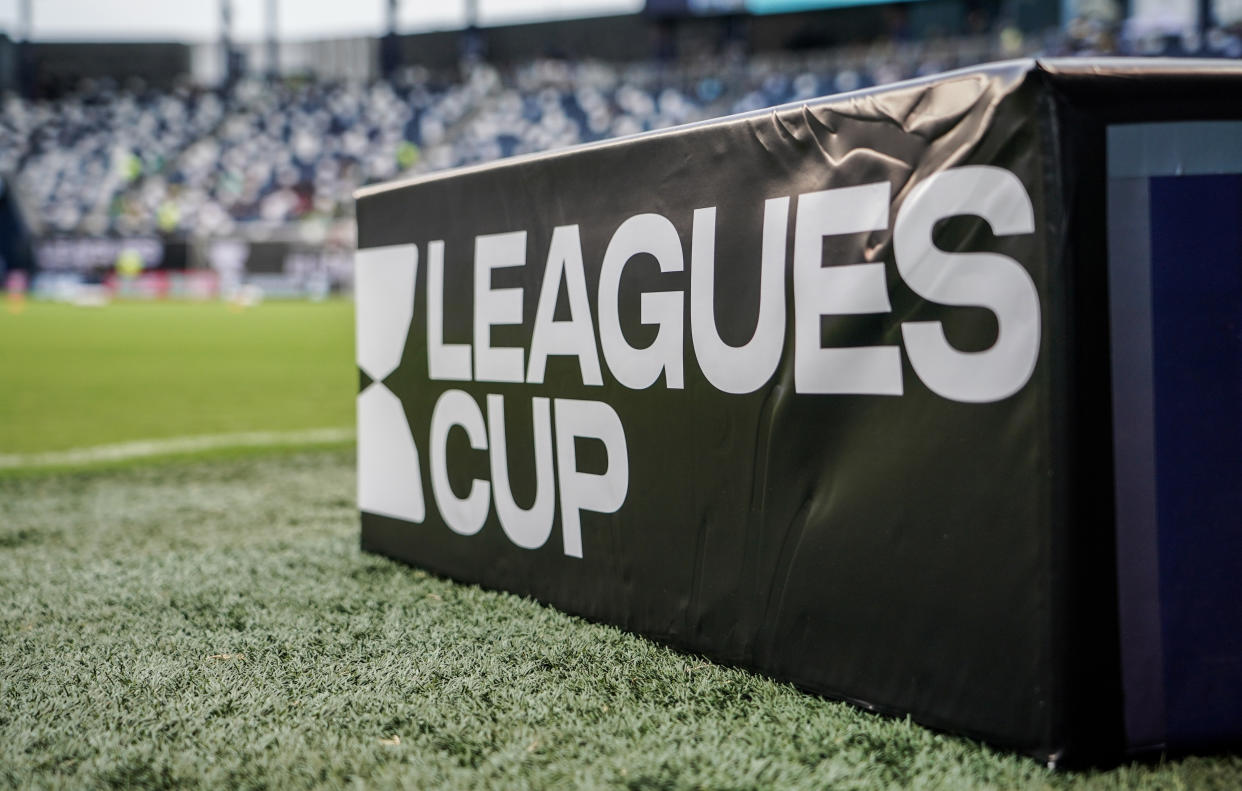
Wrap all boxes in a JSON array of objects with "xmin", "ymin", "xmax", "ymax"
[{"xmin": 0, "ymin": 427, "xmax": 356, "ymax": 470}]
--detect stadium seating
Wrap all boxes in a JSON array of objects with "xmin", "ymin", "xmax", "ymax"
[{"xmin": 5, "ymin": 27, "xmax": 1240, "ymax": 242}]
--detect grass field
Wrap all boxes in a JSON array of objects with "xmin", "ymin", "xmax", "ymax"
[
  {"xmin": 2, "ymin": 299, "xmax": 1240, "ymax": 788},
  {"xmin": 2, "ymin": 450, "xmax": 1240, "ymax": 790},
  {"xmin": 0, "ymin": 300, "xmax": 355, "ymax": 461}
]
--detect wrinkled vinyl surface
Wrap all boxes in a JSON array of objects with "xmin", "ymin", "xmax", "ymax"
[{"xmin": 354, "ymin": 60, "xmax": 1242, "ymax": 762}]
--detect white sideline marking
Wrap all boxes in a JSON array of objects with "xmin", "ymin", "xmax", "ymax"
[{"xmin": 0, "ymin": 427, "xmax": 356, "ymax": 470}]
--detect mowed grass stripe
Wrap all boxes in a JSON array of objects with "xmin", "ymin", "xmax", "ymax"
[
  {"xmin": 0, "ymin": 300, "xmax": 355, "ymax": 455},
  {"xmin": 0, "ymin": 426, "xmax": 355, "ymax": 470},
  {"xmin": 2, "ymin": 450, "xmax": 1241, "ymax": 789}
]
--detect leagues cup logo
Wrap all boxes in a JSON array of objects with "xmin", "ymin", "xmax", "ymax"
[
  {"xmin": 355, "ymin": 246, "xmax": 426, "ymax": 525},
  {"xmin": 356, "ymin": 165, "xmax": 1039, "ymax": 559}
]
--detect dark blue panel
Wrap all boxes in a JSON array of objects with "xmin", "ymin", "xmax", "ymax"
[{"xmin": 1150, "ymin": 173, "xmax": 1242, "ymax": 744}]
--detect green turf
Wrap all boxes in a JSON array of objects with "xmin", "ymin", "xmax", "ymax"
[
  {"xmin": 1, "ymin": 450, "xmax": 1239, "ymax": 790},
  {"xmin": 0, "ymin": 300, "xmax": 355, "ymax": 456}
]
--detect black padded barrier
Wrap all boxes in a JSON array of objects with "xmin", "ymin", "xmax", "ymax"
[{"xmin": 353, "ymin": 59, "xmax": 1242, "ymax": 764}]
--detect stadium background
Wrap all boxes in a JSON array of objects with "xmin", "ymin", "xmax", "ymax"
[
  {"xmin": 3, "ymin": 1, "xmax": 1242, "ymax": 788},
  {"xmin": 1, "ymin": 0, "xmax": 1240, "ymax": 303}
]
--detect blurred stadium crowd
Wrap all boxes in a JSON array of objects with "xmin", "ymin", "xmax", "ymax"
[
  {"xmin": 5, "ymin": 41, "xmax": 999, "ymax": 244},
  {"xmin": 7, "ymin": 23, "xmax": 1241, "ymax": 244},
  {"xmin": 2, "ymin": 7, "xmax": 1240, "ymax": 300}
]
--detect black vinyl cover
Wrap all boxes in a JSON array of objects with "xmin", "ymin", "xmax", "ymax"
[{"xmin": 353, "ymin": 59, "xmax": 1242, "ymax": 763}]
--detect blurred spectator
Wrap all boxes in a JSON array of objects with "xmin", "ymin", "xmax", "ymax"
[{"xmin": 1, "ymin": 20, "xmax": 1235, "ymax": 244}]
